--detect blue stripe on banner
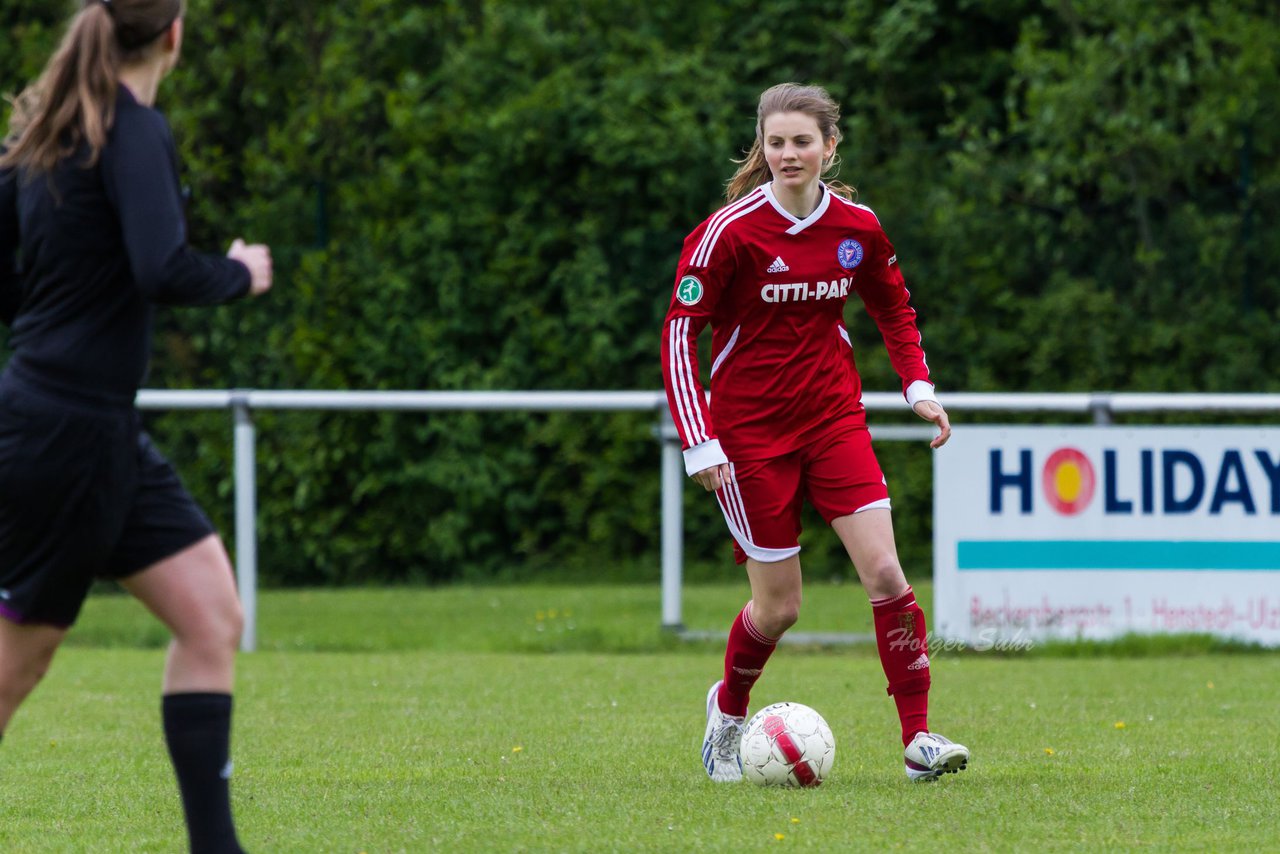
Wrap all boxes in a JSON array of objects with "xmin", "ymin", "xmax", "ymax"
[{"xmin": 957, "ymin": 541, "xmax": 1280, "ymax": 571}]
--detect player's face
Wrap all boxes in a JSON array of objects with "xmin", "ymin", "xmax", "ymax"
[{"xmin": 762, "ymin": 112, "xmax": 836, "ymax": 192}]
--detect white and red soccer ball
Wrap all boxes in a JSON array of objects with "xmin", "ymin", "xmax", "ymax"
[{"xmin": 739, "ymin": 702, "xmax": 835, "ymax": 787}]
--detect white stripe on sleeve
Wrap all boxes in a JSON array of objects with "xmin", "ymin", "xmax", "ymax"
[
  {"xmin": 667, "ymin": 318, "xmax": 702, "ymax": 444},
  {"xmin": 668, "ymin": 317, "xmax": 710, "ymax": 445}
]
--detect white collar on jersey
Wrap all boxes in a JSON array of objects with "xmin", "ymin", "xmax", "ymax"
[{"xmin": 762, "ymin": 181, "xmax": 832, "ymax": 235}]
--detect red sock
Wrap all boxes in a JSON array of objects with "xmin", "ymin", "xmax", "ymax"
[
  {"xmin": 718, "ymin": 601, "xmax": 778, "ymax": 718},
  {"xmin": 871, "ymin": 586, "xmax": 930, "ymax": 746}
]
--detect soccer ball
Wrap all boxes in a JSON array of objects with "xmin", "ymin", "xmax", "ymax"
[{"xmin": 739, "ymin": 702, "xmax": 835, "ymax": 787}]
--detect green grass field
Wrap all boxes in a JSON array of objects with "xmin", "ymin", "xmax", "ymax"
[{"xmin": 2, "ymin": 582, "xmax": 1276, "ymax": 852}]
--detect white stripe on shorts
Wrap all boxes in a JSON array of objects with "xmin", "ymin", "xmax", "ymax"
[{"xmin": 714, "ymin": 466, "xmax": 801, "ymax": 563}]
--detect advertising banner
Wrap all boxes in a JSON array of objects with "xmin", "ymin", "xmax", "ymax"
[{"xmin": 933, "ymin": 427, "xmax": 1280, "ymax": 646}]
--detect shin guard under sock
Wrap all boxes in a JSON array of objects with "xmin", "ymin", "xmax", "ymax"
[
  {"xmin": 718, "ymin": 601, "xmax": 779, "ymax": 718},
  {"xmin": 872, "ymin": 587, "xmax": 931, "ymax": 745},
  {"xmin": 162, "ymin": 693, "xmax": 245, "ymax": 854}
]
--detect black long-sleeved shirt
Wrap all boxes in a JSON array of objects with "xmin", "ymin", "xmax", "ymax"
[{"xmin": 0, "ymin": 85, "xmax": 249, "ymax": 408}]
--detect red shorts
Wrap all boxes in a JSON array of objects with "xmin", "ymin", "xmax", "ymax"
[{"xmin": 715, "ymin": 421, "xmax": 890, "ymax": 564}]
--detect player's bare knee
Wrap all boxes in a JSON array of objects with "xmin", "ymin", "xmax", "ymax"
[
  {"xmin": 777, "ymin": 603, "xmax": 801, "ymax": 633},
  {"xmin": 174, "ymin": 599, "xmax": 242, "ymax": 657},
  {"xmin": 0, "ymin": 657, "xmax": 51, "ymax": 702},
  {"xmin": 212, "ymin": 600, "xmax": 244, "ymax": 653},
  {"xmin": 224, "ymin": 596, "xmax": 245, "ymax": 643},
  {"xmin": 861, "ymin": 555, "xmax": 906, "ymax": 597},
  {"xmin": 27, "ymin": 659, "xmax": 52, "ymax": 691},
  {"xmin": 756, "ymin": 600, "xmax": 800, "ymax": 636}
]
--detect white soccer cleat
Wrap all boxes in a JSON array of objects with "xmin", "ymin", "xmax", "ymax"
[
  {"xmin": 904, "ymin": 731, "xmax": 970, "ymax": 781},
  {"xmin": 702, "ymin": 680, "xmax": 745, "ymax": 782}
]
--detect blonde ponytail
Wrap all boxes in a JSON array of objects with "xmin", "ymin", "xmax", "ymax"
[
  {"xmin": 1, "ymin": 0, "xmax": 183, "ymax": 176},
  {"xmin": 1, "ymin": 4, "xmax": 119, "ymax": 174},
  {"xmin": 725, "ymin": 139, "xmax": 772, "ymax": 203}
]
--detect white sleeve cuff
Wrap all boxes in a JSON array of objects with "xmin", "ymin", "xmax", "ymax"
[
  {"xmin": 683, "ymin": 438, "xmax": 729, "ymax": 477},
  {"xmin": 905, "ymin": 380, "xmax": 938, "ymax": 409}
]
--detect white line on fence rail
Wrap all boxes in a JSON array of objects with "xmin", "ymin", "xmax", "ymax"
[
  {"xmin": 136, "ymin": 389, "xmax": 1280, "ymax": 413},
  {"xmin": 135, "ymin": 389, "xmax": 668, "ymax": 411}
]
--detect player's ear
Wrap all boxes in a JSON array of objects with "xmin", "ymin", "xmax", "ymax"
[{"xmin": 165, "ymin": 17, "xmax": 184, "ymax": 62}]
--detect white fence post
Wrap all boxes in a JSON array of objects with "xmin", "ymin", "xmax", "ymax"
[
  {"xmin": 658, "ymin": 411, "xmax": 685, "ymax": 631},
  {"xmin": 232, "ymin": 392, "xmax": 258, "ymax": 652},
  {"xmin": 1090, "ymin": 393, "xmax": 1115, "ymax": 425}
]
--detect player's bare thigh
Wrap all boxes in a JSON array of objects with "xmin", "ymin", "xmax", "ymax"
[{"xmin": 831, "ymin": 509, "xmax": 908, "ymax": 600}]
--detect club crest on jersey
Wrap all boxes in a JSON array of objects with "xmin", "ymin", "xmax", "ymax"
[
  {"xmin": 837, "ymin": 238, "xmax": 864, "ymax": 269},
  {"xmin": 676, "ymin": 275, "xmax": 704, "ymax": 306}
]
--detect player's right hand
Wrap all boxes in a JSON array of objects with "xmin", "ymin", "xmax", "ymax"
[
  {"xmin": 228, "ymin": 238, "xmax": 274, "ymax": 296},
  {"xmin": 692, "ymin": 463, "xmax": 734, "ymax": 492}
]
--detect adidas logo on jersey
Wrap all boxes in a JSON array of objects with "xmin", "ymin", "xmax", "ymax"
[{"xmin": 766, "ymin": 256, "xmax": 790, "ymax": 273}]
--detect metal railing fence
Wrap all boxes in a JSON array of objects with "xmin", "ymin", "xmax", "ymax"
[{"xmin": 133, "ymin": 390, "xmax": 1280, "ymax": 650}]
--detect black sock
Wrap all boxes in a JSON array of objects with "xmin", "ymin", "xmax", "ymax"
[{"xmin": 162, "ymin": 693, "xmax": 245, "ymax": 854}]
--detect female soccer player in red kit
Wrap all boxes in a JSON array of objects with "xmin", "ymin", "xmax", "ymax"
[{"xmin": 661, "ymin": 83, "xmax": 969, "ymax": 782}]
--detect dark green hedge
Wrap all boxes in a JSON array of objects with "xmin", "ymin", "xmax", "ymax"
[{"xmin": 3, "ymin": 0, "xmax": 1277, "ymax": 584}]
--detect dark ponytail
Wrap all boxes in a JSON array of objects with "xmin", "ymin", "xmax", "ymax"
[{"xmin": 0, "ymin": 0, "xmax": 183, "ymax": 175}]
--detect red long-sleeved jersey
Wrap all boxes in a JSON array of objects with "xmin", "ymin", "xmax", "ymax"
[{"xmin": 661, "ymin": 182, "xmax": 935, "ymax": 475}]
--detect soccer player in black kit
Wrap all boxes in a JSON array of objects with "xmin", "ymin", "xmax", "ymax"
[{"xmin": 0, "ymin": 2, "xmax": 271, "ymax": 852}]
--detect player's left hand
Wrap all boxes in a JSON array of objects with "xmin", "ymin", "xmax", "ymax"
[{"xmin": 913, "ymin": 400, "xmax": 952, "ymax": 449}]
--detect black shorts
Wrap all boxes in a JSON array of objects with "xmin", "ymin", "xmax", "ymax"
[{"xmin": 0, "ymin": 385, "xmax": 215, "ymax": 628}]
